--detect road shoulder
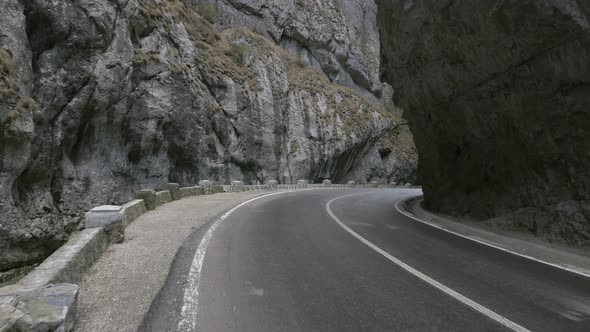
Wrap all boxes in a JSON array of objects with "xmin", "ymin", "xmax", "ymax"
[
  {"xmin": 398, "ymin": 197, "xmax": 590, "ymax": 278},
  {"xmin": 73, "ymin": 191, "xmax": 270, "ymax": 332}
]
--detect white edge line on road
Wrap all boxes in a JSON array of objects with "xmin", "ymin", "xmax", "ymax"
[
  {"xmin": 326, "ymin": 193, "xmax": 531, "ymax": 332},
  {"xmin": 394, "ymin": 197, "xmax": 590, "ymax": 280},
  {"xmin": 178, "ymin": 189, "xmax": 315, "ymax": 332}
]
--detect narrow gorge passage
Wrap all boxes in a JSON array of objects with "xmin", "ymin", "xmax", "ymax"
[{"xmin": 2, "ymin": 1, "xmax": 590, "ymax": 331}]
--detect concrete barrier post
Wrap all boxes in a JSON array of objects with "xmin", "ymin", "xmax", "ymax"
[
  {"xmin": 297, "ymin": 180, "xmax": 307, "ymax": 189},
  {"xmin": 231, "ymin": 181, "xmax": 244, "ymax": 192},
  {"xmin": 267, "ymin": 180, "xmax": 278, "ymax": 190},
  {"xmin": 135, "ymin": 189, "xmax": 157, "ymax": 210},
  {"xmin": 322, "ymin": 179, "xmax": 332, "ymax": 187},
  {"xmin": 405, "ymin": 183, "xmax": 412, "ymax": 187},
  {"xmin": 179, "ymin": 186, "xmax": 204, "ymax": 197},
  {"xmin": 347, "ymin": 181, "xmax": 356, "ymax": 187},
  {"xmin": 161, "ymin": 183, "xmax": 181, "ymax": 200},
  {"xmin": 390, "ymin": 182, "xmax": 397, "ymax": 187},
  {"xmin": 155, "ymin": 190, "xmax": 173, "ymax": 206},
  {"xmin": 199, "ymin": 180, "xmax": 212, "ymax": 188},
  {"xmin": 199, "ymin": 180, "xmax": 212, "ymax": 193},
  {"xmin": 85, "ymin": 205, "xmax": 125, "ymax": 243},
  {"xmin": 370, "ymin": 181, "xmax": 379, "ymax": 188},
  {"xmin": 211, "ymin": 185, "xmax": 224, "ymax": 194},
  {"xmin": 122, "ymin": 200, "xmax": 148, "ymax": 226}
]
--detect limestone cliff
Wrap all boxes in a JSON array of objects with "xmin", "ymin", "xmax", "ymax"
[
  {"xmin": 207, "ymin": 0, "xmax": 419, "ymax": 183},
  {"xmin": 206, "ymin": 0, "xmax": 385, "ymax": 102},
  {"xmin": 0, "ymin": 0, "xmax": 416, "ymax": 272},
  {"xmin": 377, "ymin": 0, "xmax": 590, "ymax": 246}
]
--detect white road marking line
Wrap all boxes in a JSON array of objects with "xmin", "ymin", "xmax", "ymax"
[
  {"xmin": 178, "ymin": 189, "xmax": 314, "ymax": 332},
  {"xmin": 560, "ymin": 311, "xmax": 584, "ymax": 322},
  {"xmin": 349, "ymin": 221, "xmax": 376, "ymax": 228},
  {"xmin": 326, "ymin": 193, "xmax": 531, "ymax": 332},
  {"xmin": 394, "ymin": 198, "xmax": 590, "ymax": 279}
]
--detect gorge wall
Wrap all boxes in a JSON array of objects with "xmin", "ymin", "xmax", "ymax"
[
  {"xmin": 377, "ymin": 0, "xmax": 590, "ymax": 246},
  {"xmin": 205, "ymin": 0, "xmax": 385, "ymax": 103},
  {"xmin": 0, "ymin": 0, "xmax": 416, "ymax": 272}
]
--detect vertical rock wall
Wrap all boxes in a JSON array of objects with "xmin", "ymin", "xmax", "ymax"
[{"xmin": 376, "ymin": 0, "xmax": 590, "ymax": 245}]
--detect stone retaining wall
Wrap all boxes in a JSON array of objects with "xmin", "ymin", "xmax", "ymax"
[
  {"xmin": 122, "ymin": 200, "xmax": 148, "ymax": 226},
  {"xmin": 18, "ymin": 229, "xmax": 109, "ymax": 289},
  {"xmin": 155, "ymin": 190, "xmax": 173, "ymax": 207},
  {"xmin": 179, "ymin": 186, "xmax": 204, "ymax": 198}
]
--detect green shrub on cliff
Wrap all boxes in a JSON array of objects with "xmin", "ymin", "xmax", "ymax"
[
  {"xmin": 0, "ymin": 49, "xmax": 15, "ymax": 77},
  {"xmin": 200, "ymin": 3, "xmax": 218, "ymax": 23},
  {"xmin": 225, "ymin": 43, "xmax": 247, "ymax": 63}
]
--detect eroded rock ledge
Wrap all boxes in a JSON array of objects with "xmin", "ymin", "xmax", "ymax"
[{"xmin": 377, "ymin": 0, "xmax": 590, "ymax": 246}]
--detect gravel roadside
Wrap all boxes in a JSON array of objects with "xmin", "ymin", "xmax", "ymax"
[{"xmin": 74, "ymin": 191, "xmax": 271, "ymax": 332}]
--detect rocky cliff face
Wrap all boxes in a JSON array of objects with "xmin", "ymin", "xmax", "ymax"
[
  {"xmin": 207, "ymin": 0, "xmax": 386, "ymax": 103},
  {"xmin": 377, "ymin": 0, "xmax": 590, "ymax": 246},
  {"xmin": 0, "ymin": 0, "xmax": 416, "ymax": 272},
  {"xmin": 206, "ymin": 0, "xmax": 418, "ymax": 182}
]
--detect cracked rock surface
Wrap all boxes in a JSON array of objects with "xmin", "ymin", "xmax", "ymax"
[
  {"xmin": 207, "ymin": 0, "xmax": 386, "ymax": 103},
  {"xmin": 0, "ymin": 283, "xmax": 78, "ymax": 331}
]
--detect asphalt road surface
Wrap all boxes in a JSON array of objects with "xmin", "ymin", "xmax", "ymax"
[{"xmin": 141, "ymin": 189, "xmax": 590, "ymax": 332}]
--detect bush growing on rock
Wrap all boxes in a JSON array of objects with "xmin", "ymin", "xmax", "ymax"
[
  {"xmin": 0, "ymin": 49, "xmax": 15, "ymax": 77},
  {"xmin": 200, "ymin": 3, "xmax": 218, "ymax": 23},
  {"xmin": 225, "ymin": 43, "xmax": 248, "ymax": 64}
]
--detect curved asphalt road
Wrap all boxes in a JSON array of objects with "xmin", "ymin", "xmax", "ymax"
[{"xmin": 141, "ymin": 189, "xmax": 590, "ymax": 332}]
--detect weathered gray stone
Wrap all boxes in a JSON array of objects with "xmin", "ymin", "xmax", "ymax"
[
  {"xmin": 85, "ymin": 206, "xmax": 124, "ymax": 244},
  {"xmin": 18, "ymin": 229, "xmax": 108, "ymax": 289},
  {"xmin": 122, "ymin": 200, "xmax": 148, "ymax": 226},
  {"xmin": 179, "ymin": 186, "xmax": 204, "ymax": 198},
  {"xmin": 160, "ymin": 183, "xmax": 181, "ymax": 200},
  {"xmin": 341, "ymin": 127, "xmax": 418, "ymax": 186},
  {"xmin": 155, "ymin": 191, "xmax": 173, "ymax": 207},
  {"xmin": 370, "ymin": 181, "xmax": 379, "ymax": 188},
  {"xmin": 135, "ymin": 190, "xmax": 157, "ymax": 211},
  {"xmin": 347, "ymin": 181, "xmax": 356, "ymax": 187},
  {"xmin": 205, "ymin": 185, "xmax": 225, "ymax": 195},
  {"xmin": 0, "ymin": 265, "xmax": 35, "ymax": 286},
  {"xmin": 0, "ymin": 283, "xmax": 78, "ymax": 332},
  {"xmin": 322, "ymin": 179, "xmax": 332, "ymax": 187},
  {"xmin": 404, "ymin": 183, "xmax": 412, "ymax": 187},
  {"xmin": 390, "ymin": 182, "xmax": 397, "ymax": 186},
  {"xmin": 198, "ymin": 180, "xmax": 213, "ymax": 188},
  {"xmin": 267, "ymin": 180, "xmax": 278, "ymax": 189}
]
